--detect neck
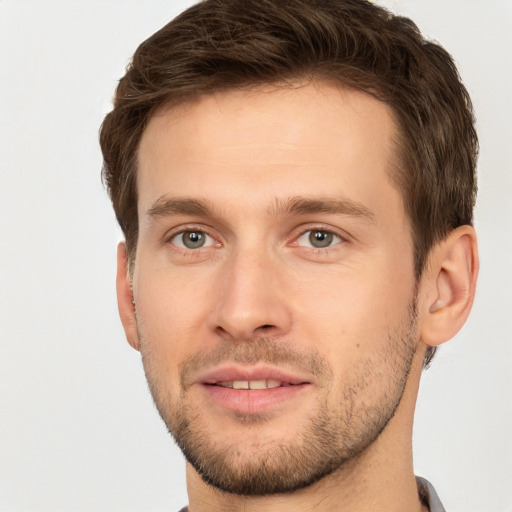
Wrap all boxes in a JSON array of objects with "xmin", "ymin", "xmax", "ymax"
[{"xmin": 186, "ymin": 352, "xmax": 428, "ymax": 512}]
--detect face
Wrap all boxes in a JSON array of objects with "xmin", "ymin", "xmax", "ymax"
[{"xmin": 126, "ymin": 82, "xmax": 420, "ymax": 495}]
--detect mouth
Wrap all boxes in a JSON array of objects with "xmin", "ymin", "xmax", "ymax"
[
  {"xmin": 214, "ymin": 380, "xmax": 298, "ymax": 389},
  {"xmin": 196, "ymin": 366, "xmax": 312, "ymax": 414},
  {"xmin": 199, "ymin": 365, "xmax": 310, "ymax": 388}
]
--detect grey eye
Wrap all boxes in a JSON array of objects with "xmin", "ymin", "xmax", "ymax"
[
  {"xmin": 297, "ymin": 230, "xmax": 342, "ymax": 248},
  {"xmin": 172, "ymin": 231, "xmax": 214, "ymax": 249},
  {"xmin": 309, "ymin": 230, "xmax": 334, "ymax": 248}
]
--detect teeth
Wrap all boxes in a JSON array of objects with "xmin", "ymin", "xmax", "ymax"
[
  {"xmin": 217, "ymin": 380, "xmax": 285, "ymax": 389},
  {"xmin": 249, "ymin": 380, "xmax": 267, "ymax": 390}
]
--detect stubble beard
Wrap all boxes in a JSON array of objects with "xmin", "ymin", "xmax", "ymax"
[{"xmin": 138, "ymin": 300, "xmax": 418, "ymax": 496}]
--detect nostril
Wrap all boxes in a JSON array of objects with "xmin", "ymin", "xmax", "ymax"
[{"xmin": 259, "ymin": 324, "xmax": 274, "ymax": 330}]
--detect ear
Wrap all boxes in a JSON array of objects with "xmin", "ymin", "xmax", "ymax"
[
  {"xmin": 116, "ymin": 242, "xmax": 141, "ymax": 351},
  {"xmin": 419, "ymin": 225, "xmax": 479, "ymax": 347}
]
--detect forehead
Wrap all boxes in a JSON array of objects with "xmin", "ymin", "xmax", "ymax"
[{"xmin": 137, "ymin": 82, "xmax": 401, "ymax": 219}]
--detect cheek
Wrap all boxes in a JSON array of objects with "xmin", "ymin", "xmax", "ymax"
[
  {"xmin": 136, "ymin": 258, "xmax": 213, "ymax": 320},
  {"xmin": 134, "ymin": 269, "xmax": 213, "ymax": 372},
  {"xmin": 292, "ymin": 264, "xmax": 414, "ymax": 363}
]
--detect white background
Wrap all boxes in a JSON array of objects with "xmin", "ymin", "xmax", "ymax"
[{"xmin": 0, "ymin": 1, "xmax": 510, "ymax": 511}]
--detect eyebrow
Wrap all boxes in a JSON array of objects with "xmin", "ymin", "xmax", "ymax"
[
  {"xmin": 268, "ymin": 196, "xmax": 376, "ymax": 223},
  {"xmin": 147, "ymin": 197, "xmax": 214, "ymax": 218},
  {"xmin": 146, "ymin": 195, "xmax": 375, "ymax": 223}
]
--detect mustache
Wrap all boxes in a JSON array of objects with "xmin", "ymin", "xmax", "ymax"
[{"xmin": 179, "ymin": 337, "xmax": 332, "ymax": 389}]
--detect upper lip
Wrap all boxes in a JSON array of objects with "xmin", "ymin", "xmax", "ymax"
[{"xmin": 197, "ymin": 364, "xmax": 312, "ymax": 386}]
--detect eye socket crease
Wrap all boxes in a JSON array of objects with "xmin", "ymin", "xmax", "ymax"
[
  {"xmin": 166, "ymin": 225, "xmax": 347, "ymax": 255},
  {"xmin": 147, "ymin": 195, "xmax": 374, "ymax": 253}
]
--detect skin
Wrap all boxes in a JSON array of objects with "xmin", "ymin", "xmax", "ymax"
[{"xmin": 116, "ymin": 82, "xmax": 478, "ymax": 511}]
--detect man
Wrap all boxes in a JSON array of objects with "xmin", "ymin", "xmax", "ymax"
[{"xmin": 100, "ymin": 0, "xmax": 479, "ymax": 510}]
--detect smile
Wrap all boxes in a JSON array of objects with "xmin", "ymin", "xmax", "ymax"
[
  {"xmin": 215, "ymin": 380, "xmax": 295, "ymax": 389},
  {"xmin": 196, "ymin": 366, "xmax": 312, "ymax": 414}
]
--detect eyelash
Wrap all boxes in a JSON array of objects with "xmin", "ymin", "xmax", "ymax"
[
  {"xmin": 165, "ymin": 225, "xmax": 347, "ymax": 254},
  {"xmin": 293, "ymin": 226, "xmax": 346, "ymax": 250},
  {"xmin": 166, "ymin": 226, "xmax": 221, "ymax": 252}
]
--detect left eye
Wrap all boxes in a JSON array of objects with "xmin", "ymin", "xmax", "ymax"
[
  {"xmin": 170, "ymin": 230, "xmax": 215, "ymax": 249},
  {"xmin": 296, "ymin": 230, "xmax": 342, "ymax": 249}
]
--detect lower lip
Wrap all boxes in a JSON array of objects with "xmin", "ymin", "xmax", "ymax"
[{"xmin": 201, "ymin": 383, "xmax": 311, "ymax": 414}]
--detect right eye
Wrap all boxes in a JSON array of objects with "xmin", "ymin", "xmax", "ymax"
[{"xmin": 170, "ymin": 230, "xmax": 216, "ymax": 249}]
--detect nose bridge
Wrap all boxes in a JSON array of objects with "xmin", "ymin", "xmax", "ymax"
[{"xmin": 212, "ymin": 241, "xmax": 291, "ymax": 340}]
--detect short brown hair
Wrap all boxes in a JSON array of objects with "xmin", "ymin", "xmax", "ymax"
[{"xmin": 100, "ymin": 0, "xmax": 478, "ymax": 364}]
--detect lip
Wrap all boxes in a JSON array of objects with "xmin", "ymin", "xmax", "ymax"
[
  {"xmin": 196, "ymin": 364, "xmax": 313, "ymax": 414},
  {"xmin": 198, "ymin": 364, "xmax": 312, "ymax": 386}
]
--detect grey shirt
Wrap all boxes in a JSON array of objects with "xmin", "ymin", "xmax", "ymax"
[
  {"xmin": 178, "ymin": 477, "xmax": 446, "ymax": 512},
  {"xmin": 417, "ymin": 476, "xmax": 446, "ymax": 512}
]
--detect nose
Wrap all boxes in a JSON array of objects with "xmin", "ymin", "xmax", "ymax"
[{"xmin": 209, "ymin": 247, "xmax": 292, "ymax": 341}]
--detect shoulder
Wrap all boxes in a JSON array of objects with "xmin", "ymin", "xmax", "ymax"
[{"xmin": 416, "ymin": 476, "xmax": 446, "ymax": 512}]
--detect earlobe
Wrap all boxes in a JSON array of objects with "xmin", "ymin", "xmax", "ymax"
[
  {"xmin": 420, "ymin": 225, "xmax": 479, "ymax": 347},
  {"xmin": 116, "ymin": 242, "xmax": 141, "ymax": 351}
]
